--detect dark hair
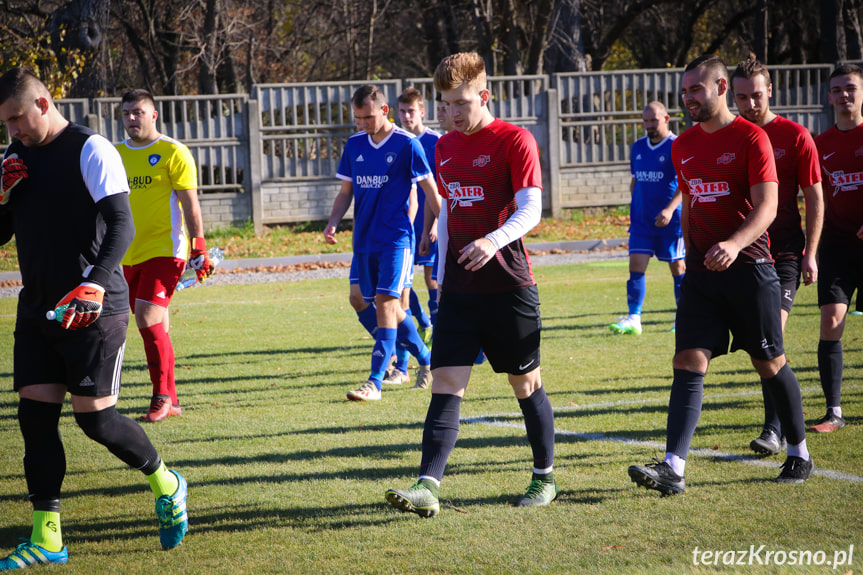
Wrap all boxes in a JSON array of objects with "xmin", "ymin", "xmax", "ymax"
[
  {"xmin": 684, "ymin": 54, "xmax": 729, "ymax": 82},
  {"xmin": 121, "ymin": 88, "xmax": 156, "ymax": 108},
  {"xmin": 731, "ymin": 54, "xmax": 771, "ymax": 86},
  {"xmin": 830, "ymin": 63, "xmax": 863, "ymax": 81},
  {"xmin": 351, "ymin": 85, "xmax": 386, "ymax": 109},
  {"xmin": 0, "ymin": 67, "xmax": 47, "ymax": 106}
]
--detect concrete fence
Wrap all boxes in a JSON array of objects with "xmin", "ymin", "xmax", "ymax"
[{"xmin": 1, "ymin": 64, "xmax": 838, "ymax": 234}]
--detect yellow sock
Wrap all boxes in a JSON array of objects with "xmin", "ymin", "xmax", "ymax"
[
  {"xmin": 146, "ymin": 462, "xmax": 179, "ymax": 498},
  {"xmin": 31, "ymin": 511, "xmax": 63, "ymax": 553}
]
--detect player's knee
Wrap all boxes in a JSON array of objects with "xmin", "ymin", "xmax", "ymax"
[
  {"xmin": 348, "ymin": 292, "xmax": 366, "ymax": 311},
  {"xmin": 74, "ymin": 406, "xmax": 120, "ymax": 444}
]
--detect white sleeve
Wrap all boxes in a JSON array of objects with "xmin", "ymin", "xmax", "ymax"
[
  {"xmin": 80, "ymin": 135, "xmax": 130, "ymax": 203},
  {"xmin": 435, "ymin": 199, "xmax": 448, "ymax": 287},
  {"xmin": 483, "ymin": 186, "xmax": 542, "ymax": 250}
]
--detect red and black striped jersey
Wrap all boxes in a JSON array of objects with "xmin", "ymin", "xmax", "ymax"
[{"xmin": 815, "ymin": 123, "xmax": 863, "ymax": 247}]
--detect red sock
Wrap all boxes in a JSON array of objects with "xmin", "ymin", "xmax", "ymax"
[{"xmin": 140, "ymin": 324, "xmax": 175, "ymax": 400}]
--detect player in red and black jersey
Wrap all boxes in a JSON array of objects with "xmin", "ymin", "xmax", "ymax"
[
  {"xmin": 731, "ymin": 57, "xmax": 824, "ymax": 454},
  {"xmin": 385, "ymin": 52, "xmax": 557, "ymax": 517},
  {"xmin": 628, "ymin": 55, "xmax": 812, "ymax": 496},
  {"xmin": 810, "ymin": 64, "xmax": 863, "ymax": 433}
]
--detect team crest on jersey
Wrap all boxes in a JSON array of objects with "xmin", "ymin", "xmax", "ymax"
[
  {"xmin": 716, "ymin": 153, "xmax": 735, "ymax": 165},
  {"xmin": 447, "ymin": 182, "xmax": 484, "ymax": 206},
  {"xmin": 689, "ymin": 178, "xmax": 731, "ymax": 204},
  {"xmin": 774, "ymin": 149, "xmax": 785, "ymax": 160},
  {"xmin": 856, "ymin": 146, "xmax": 863, "ymax": 157},
  {"xmin": 473, "ymin": 155, "xmax": 491, "ymax": 167},
  {"xmin": 385, "ymin": 152, "xmax": 397, "ymax": 165},
  {"xmin": 658, "ymin": 154, "xmax": 667, "ymax": 163},
  {"xmin": 148, "ymin": 154, "xmax": 161, "ymax": 166}
]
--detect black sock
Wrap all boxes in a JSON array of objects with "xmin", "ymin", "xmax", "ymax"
[
  {"xmin": 763, "ymin": 362, "xmax": 806, "ymax": 446},
  {"xmin": 760, "ymin": 378, "xmax": 782, "ymax": 436},
  {"xmin": 19, "ymin": 399, "xmax": 65, "ymax": 510},
  {"xmin": 666, "ymin": 368, "xmax": 704, "ymax": 458},
  {"xmin": 818, "ymin": 339, "xmax": 843, "ymax": 409},
  {"xmin": 518, "ymin": 386, "xmax": 555, "ymax": 471},
  {"xmin": 74, "ymin": 406, "xmax": 161, "ymax": 474},
  {"xmin": 419, "ymin": 394, "xmax": 462, "ymax": 482}
]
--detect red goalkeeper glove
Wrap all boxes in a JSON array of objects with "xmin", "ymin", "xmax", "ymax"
[
  {"xmin": 55, "ymin": 282, "xmax": 105, "ymax": 330},
  {"xmin": 1, "ymin": 154, "xmax": 28, "ymax": 205},
  {"xmin": 188, "ymin": 237, "xmax": 214, "ymax": 282}
]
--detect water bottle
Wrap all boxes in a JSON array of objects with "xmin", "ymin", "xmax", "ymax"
[
  {"xmin": 46, "ymin": 304, "xmax": 70, "ymax": 322},
  {"xmin": 175, "ymin": 246, "xmax": 224, "ymax": 291}
]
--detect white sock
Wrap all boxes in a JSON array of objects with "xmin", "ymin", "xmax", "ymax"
[
  {"xmin": 533, "ymin": 466, "xmax": 553, "ymax": 476},
  {"xmin": 418, "ymin": 475, "xmax": 440, "ymax": 487},
  {"xmin": 663, "ymin": 453, "xmax": 685, "ymax": 476},
  {"xmin": 829, "ymin": 406, "xmax": 843, "ymax": 419},
  {"xmin": 787, "ymin": 439, "xmax": 810, "ymax": 461}
]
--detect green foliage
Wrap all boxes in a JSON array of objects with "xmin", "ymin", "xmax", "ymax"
[{"xmin": 0, "ymin": 263, "xmax": 859, "ymax": 574}]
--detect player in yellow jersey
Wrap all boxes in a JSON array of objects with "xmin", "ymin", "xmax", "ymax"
[{"xmin": 117, "ymin": 89, "xmax": 214, "ymax": 422}]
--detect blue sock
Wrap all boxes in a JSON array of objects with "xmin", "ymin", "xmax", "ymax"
[
  {"xmin": 627, "ymin": 272, "xmax": 646, "ymax": 316},
  {"xmin": 357, "ymin": 304, "xmax": 378, "ymax": 337},
  {"xmin": 409, "ymin": 289, "xmax": 431, "ymax": 329},
  {"xmin": 397, "ymin": 313, "xmax": 431, "ymax": 365},
  {"xmin": 428, "ymin": 290, "xmax": 439, "ymax": 327},
  {"xmin": 673, "ymin": 273, "xmax": 685, "ymax": 306},
  {"xmin": 370, "ymin": 328, "xmax": 397, "ymax": 390},
  {"xmin": 395, "ymin": 345, "xmax": 410, "ymax": 374}
]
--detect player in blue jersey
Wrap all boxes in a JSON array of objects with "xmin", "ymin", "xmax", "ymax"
[
  {"xmin": 610, "ymin": 101, "xmax": 686, "ymax": 335},
  {"xmin": 325, "ymin": 85, "xmax": 441, "ymax": 401},
  {"xmin": 387, "ymin": 87, "xmax": 441, "ymax": 387}
]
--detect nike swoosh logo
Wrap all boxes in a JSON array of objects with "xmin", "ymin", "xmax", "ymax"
[
  {"xmin": 518, "ymin": 359, "xmax": 535, "ymax": 371},
  {"xmin": 681, "ymin": 156, "xmax": 695, "ymax": 164},
  {"xmin": 440, "ymin": 157, "xmax": 452, "ymax": 166},
  {"xmin": 824, "ymin": 152, "xmax": 837, "ymax": 159}
]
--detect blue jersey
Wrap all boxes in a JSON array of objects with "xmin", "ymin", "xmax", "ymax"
[
  {"xmin": 337, "ymin": 126, "xmax": 433, "ymax": 253},
  {"xmin": 630, "ymin": 134, "xmax": 680, "ymax": 236},
  {"xmin": 413, "ymin": 128, "xmax": 441, "ymax": 239}
]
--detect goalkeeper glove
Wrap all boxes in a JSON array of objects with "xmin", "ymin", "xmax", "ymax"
[
  {"xmin": 1, "ymin": 154, "xmax": 28, "ymax": 205},
  {"xmin": 55, "ymin": 282, "xmax": 105, "ymax": 330},
  {"xmin": 188, "ymin": 237, "xmax": 214, "ymax": 282}
]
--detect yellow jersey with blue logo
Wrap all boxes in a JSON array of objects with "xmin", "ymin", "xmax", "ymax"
[{"xmin": 116, "ymin": 136, "xmax": 198, "ymax": 265}]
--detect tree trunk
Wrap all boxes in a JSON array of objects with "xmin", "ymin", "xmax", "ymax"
[
  {"xmin": 821, "ymin": 0, "xmax": 843, "ymax": 63},
  {"xmin": 525, "ymin": 0, "xmax": 554, "ymax": 75},
  {"xmin": 544, "ymin": 0, "xmax": 586, "ymax": 73},
  {"xmin": 198, "ymin": 0, "xmax": 220, "ymax": 94},
  {"xmin": 843, "ymin": 0, "xmax": 863, "ymax": 60},
  {"xmin": 754, "ymin": 0, "xmax": 768, "ymax": 62},
  {"xmin": 50, "ymin": 0, "xmax": 110, "ymax": 96}
]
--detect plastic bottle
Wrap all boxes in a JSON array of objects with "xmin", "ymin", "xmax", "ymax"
[
  {"xmin": 46, "ymin": 304, "xmax": 70, "ymax": 321},
  {"xmin": 175, "ymin": 246, "xmax": 224, "ymax": 291}
]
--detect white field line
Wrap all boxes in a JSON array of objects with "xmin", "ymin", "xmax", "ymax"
[{"xmin": 463, "ymin": 384, "xmax": 863, "ymax": 483}]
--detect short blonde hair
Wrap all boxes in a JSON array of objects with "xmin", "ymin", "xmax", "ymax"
[{"xmin": 434, "ymin": 53, "xmax": 487, "ymax": 93}]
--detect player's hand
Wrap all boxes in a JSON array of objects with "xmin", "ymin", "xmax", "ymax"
[
  {"xmin": 654, "ymin": 209, "xmax": 672, "ymax": 228},
  {"xmin": 428, "ymin": 220, "xmax": 438, "ymax": 243},
  {"xmin": 801, "ymin": 253, "xmax": 818, "ymax": 286},
  {"xmin": 188, "ymin": 237, "xmax": 214, "ymax": 282},
  {"xmin": 419, "ymin": 234, "xmax": 430, "ymax": 256},
  {"xmin": 457, "ymin": 237, "xmax": 496, "ymax": 271},
  {"xmin": 857, "ymin": 225, "xmax": 863, "ymax": 240},
  {"xmin": 324, "ymin": 225, "xmax": 338, "ymax": 244},
  {"xmin": 1, "ymin": 154, "xmax": 28, "ymax": 205},
  {"xmin": 55, "ymin": 283, "xmax": 104, "ymax": 330},
  {"xmin": 704, "ymin": 241, "xmax": 739, "ymax": 272}
]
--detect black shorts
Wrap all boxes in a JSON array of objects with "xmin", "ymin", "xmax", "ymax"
[
  {"xmin": 431, "ymin": 286, "xmax": 541, "ymax": 375},
  {"xmin": 13, "ymin": 313, "xmax": 128, "ymax": 396},
  {"xmin": 675, "ymin": 264, "xmax": 785, "ymax": 361},
  {"xmin": 774, "ymin": 256, "xmax": 801, "ymax": 313},
  {"xmin": 818, "ymin": 241, "xmax": 863, "ymax": 307}
]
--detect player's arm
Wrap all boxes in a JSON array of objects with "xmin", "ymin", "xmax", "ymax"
[
  {"xmin": 458, "ymin": 186, "xmax": 542, "ymax": 272},
  {"xmin": 0, "ymin": 206, "xmax": 12, "ymax": 245},
  {"xmin": 436, "ymin": 199, "xmax": 448, "ymax": 290},
  {"xmin": 408, "ymin": 184, "xmax": 418, "ymax": 225},
  {"xmin": 800, "ymin": 182, "xmax": 824, "ymax": 285},
  {"xmin": 655, "ymin": 187, "xmax": 682, "ymax": 228},
  {"xmin": 177, "ymin": 187, "xmax": 215, "ymax": 281},
  {"xmin": 704, "ymin": 181, "xmax": 778, "ymax": 272},
  {"xmin": 418, "ymin": 176, "xmax": 440, "ymax": 256},
  {"xmin": 324, "ymin": 179, "xmax": 353, "ymax": 244},
  {"xmin": 680, "ymin": 194, "xmax": 691, "ymax": 254}
]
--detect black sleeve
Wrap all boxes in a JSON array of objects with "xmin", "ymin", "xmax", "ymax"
[
  {"xmin": 0, "ymin": 206, "xmax": 13, "ymax": 246},
  {"xmin": 86, "ymin": 193, "xmax": 135, "ymax": 288}
]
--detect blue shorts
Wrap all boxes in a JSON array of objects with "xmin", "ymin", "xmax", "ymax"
[
  {"xmin": 352, "ymin": 248, "xmax": 413, "ymax": 302},
  {"xmin": 415, "ymin": 239, "xmax": 438, "ymax": 267},
  {"xmin": 350, "ymin": 255, "xmax": 413, "ymax": 289},
  {"xmin": 629, "ymin": 232, "xmax": 685, "ymax": 262}
]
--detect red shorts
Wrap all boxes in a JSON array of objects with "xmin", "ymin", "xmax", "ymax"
[{"xmin": 123, "ymin": 257, "xmax": 186, "ymax": 312}]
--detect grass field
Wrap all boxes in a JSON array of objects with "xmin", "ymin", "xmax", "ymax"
[{"xmin": 0, "ymin": 261, "xmax": 860, "ymax": 574}]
